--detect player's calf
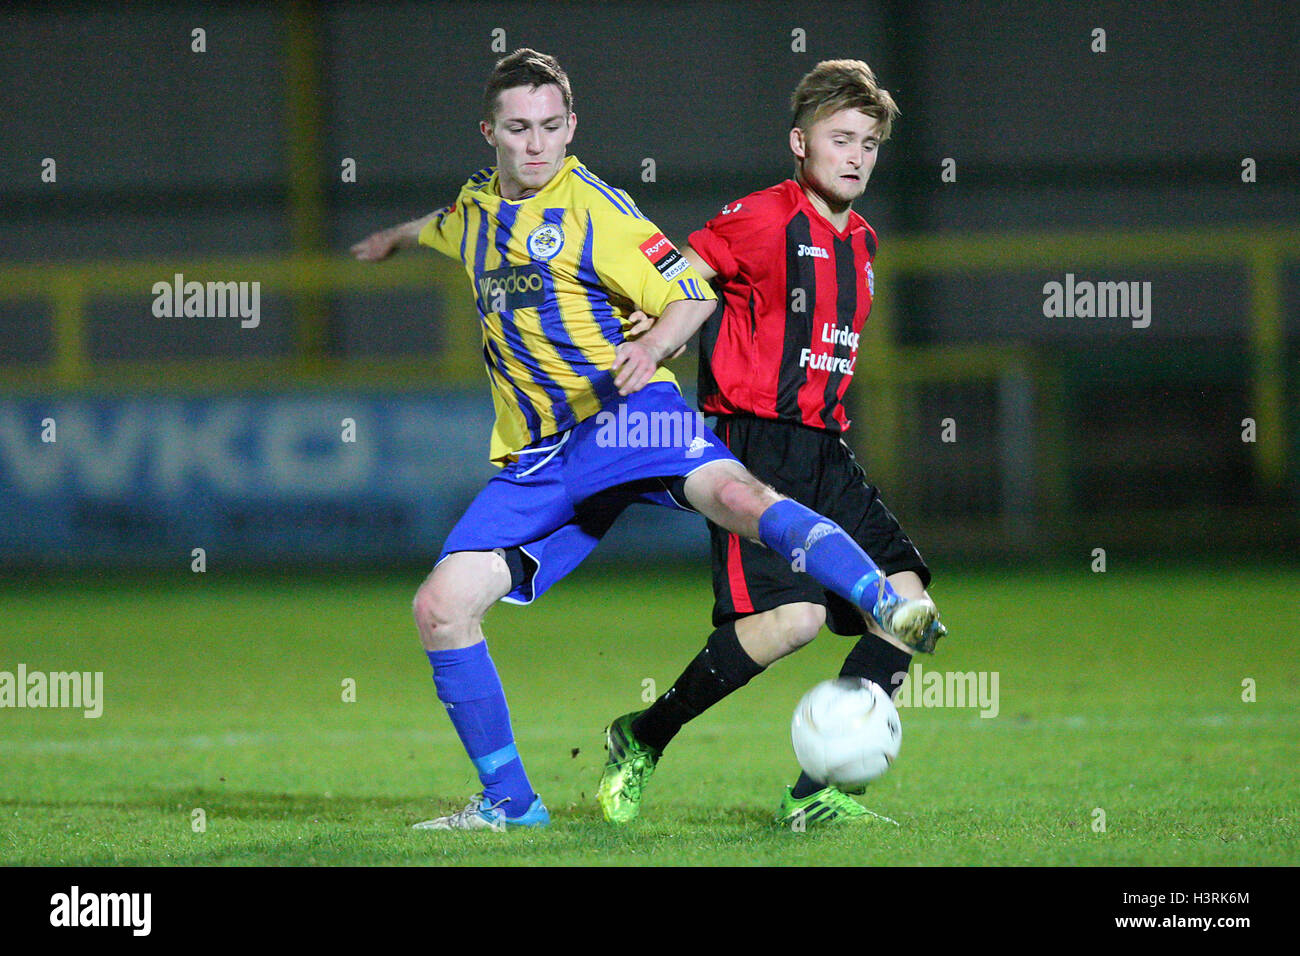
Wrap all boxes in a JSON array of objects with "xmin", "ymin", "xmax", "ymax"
[{"xmin": 413, "ymin": 551, "xmax": 541, "ymax": 826}]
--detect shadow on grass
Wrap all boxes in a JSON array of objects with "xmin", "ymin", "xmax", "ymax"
[
  {"xmin": 3, "ymin": 788, "xmax": 821, "ymax": 830},
  {"xmin": 4, "ymin": 788, "xmax": 813, "ymax": 866},
  {"xmin": 1, "ymin": 787, "xmax": 436, "ymax": 821}
]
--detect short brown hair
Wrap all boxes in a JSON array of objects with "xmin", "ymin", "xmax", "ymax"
[
  {"xmin": 790, "ymin": 59, "xmax": 899, "ymax": 140},
  {"xmin": 483, "ymin": 48, "xmax": 573, "ymax": 124}
]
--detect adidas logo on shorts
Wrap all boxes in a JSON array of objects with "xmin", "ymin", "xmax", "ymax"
[{"xmin": 686, "ymin": 436, "xmax": 713, "ymax": 458}]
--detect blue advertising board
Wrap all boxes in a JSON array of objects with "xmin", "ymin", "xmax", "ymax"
[{"xmin": 0, "ymin": 393, "xmax": 710, "ymax": 567}]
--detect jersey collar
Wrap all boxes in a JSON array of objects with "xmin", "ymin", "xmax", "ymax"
[
  {"xmin": 487, "ymin": 155, "xmax": 582, "ymax": 203},
  {"xmin": 786, "ymin": 178, "xmax": 864, "ymax": 240}
]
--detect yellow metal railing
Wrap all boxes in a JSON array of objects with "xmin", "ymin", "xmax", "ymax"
[
  {"xmin": 285, "ymin": 0, "xmax": 329, "ymax": 373},
  {"xmin": 0, "ymin": 225, "xmax": 1294, "ymax": 491},
  {"xmin": 0, "ymin": 254, "xmax": 482, "ymax": 389},
  {"xmin": 868, "ymin": 225, "xmax": 1299, "ymax": 492}
]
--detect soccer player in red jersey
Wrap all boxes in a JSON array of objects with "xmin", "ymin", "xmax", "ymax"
[{"xmin": 598, "ymin": 60, "xmax": 946, "ymax": 828}]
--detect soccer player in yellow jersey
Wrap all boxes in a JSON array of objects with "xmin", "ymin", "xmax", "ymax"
[{"xmin": 352, "ymin": 49, "xmax": 938, "ymax": 830}]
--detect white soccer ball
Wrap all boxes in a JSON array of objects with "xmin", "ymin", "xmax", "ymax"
[{"xmin": 790, "ymin": 677, "xmax": 901, "ymax": 793}]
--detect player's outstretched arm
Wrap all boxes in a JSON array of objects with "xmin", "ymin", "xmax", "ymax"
[{"xmin": 349, "ymin": 211, "xmax": 440, "ymax": 261}]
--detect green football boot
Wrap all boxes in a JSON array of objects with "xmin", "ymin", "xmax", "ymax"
[
  {"xmin": 773, "ymin": 785, "xmax": 900, "ymax": 829},
  {"xmin": 596, "ymin": 711, "xmax": 661, "ymax": 824}
]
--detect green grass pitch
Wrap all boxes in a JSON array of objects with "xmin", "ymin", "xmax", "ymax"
[{"xmin": 2, "ymin": 562, "xmax": 1297, "ymax": 866}]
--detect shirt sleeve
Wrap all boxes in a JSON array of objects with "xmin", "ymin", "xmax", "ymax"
[
  {"xmin": 588, "ymin": 197, "xmax": 716, "ymax": 316},
  {"xmin": 416, "ymin": 198, "xmax": 466, "ymax": 259},
  {"xmin": 687, "ymin": 193, "xmax": 778, "ymax": 284}
]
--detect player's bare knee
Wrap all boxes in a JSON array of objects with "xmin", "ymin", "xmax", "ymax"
[
  {"xmin": 714, "ymin": 472, "xmax": 779, "ymax": 523},
  {"xmin": 412, "ymin": 579, "xmax": 470, "ymax": 644},
  {"xmin": 775, "ymin": 602, "xmax": 825, "ymax": 652},
  {"xmin": 412, "ymin": 552, "xmax": 511, "ymax": 649},
  {"xmin": 412, "ymin": 578, "xmax": 488, "ymax": 648}
]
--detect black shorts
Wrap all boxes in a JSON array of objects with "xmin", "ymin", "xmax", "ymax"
[{"xmin": 709, "ymin": 415, "xmax": 931, "ymax": 636}]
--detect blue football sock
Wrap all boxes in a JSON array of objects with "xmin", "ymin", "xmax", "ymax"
[
  {"xmin": 426, "ymin": 642, "xmax": 537, "ymax": 818},
  {"xmin": 757, "ymin": 498, "xmax": 898, "ymax": 614}
]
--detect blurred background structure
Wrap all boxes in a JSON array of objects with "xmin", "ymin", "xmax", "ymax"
[{"xmin": 1, "ymin": 0, "xmax": 1297, "ymax": 569}]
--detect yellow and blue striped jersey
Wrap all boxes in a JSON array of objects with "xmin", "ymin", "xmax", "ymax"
[{"xmin": 418, "ymin": 155, "xmax": 715, "ymax": 463}]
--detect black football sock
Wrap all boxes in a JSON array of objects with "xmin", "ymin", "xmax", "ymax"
[
  {"xmin": 790, "ymin": 771, "xmax": 824, "ymax": 799},
  {"xmin": 790, "ymin": 635, "xmax": 913, "ymax": 799},
  {"xmin": 839, "ymin": 632, "xmax": 914, "ymax": 697},
  {"xmin": 631, "ymin": 621, "xmax": 764, "ymax": 754}
]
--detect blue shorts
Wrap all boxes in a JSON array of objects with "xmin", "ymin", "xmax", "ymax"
[{"xmin": 440, "ymin": 382, "xmax": 738, "ymax": 604}]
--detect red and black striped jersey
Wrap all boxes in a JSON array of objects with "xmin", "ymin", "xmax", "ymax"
[{"xmin": 688, "ymin": 179, "xmax": 877, "ymax": 433}]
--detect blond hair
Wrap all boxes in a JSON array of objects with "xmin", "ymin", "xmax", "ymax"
[{"xmin": 790, "ymin": 59, "xmax": 899, "ymax": 140}]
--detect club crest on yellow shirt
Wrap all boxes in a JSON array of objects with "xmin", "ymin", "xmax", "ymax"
[{"xmin": 527, "ymin": 223, "xmax": 565, "ymax": 261}]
